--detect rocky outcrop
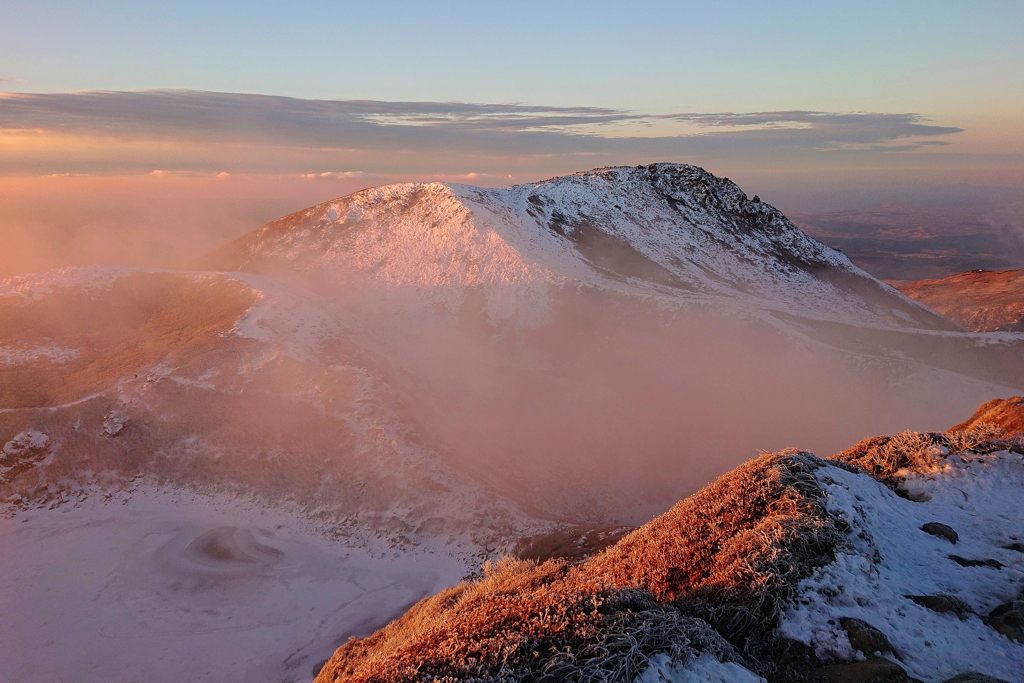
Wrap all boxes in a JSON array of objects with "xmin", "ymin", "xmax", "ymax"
[
  {"xmin": 904, "ymin": 594, "xmax": 976, "ymax": 620},
  {"xmin": 986, "ymin": 592, "xmax": 1024, "ymax": 643},
  {"xmin": 812, "ymin": 658, "xmax": 908, "ymax": 683},
  {"xmin": 921, "ymin": 522, "xmax": 959, "ymax": 544},
  {"xmin": 0, "ymin": 430, "xmax": 49, "ymax": 483},
  {"xmin": 839, "ymin": 617, "xmax": 898, "ymax": 657}
]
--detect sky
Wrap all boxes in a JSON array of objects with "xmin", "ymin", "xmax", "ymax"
[{"xmin": 1, "ymin": 0, "xmax": 1022, "ymax": 274}]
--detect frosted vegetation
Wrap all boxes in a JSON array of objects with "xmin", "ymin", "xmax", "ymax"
[{"xmin": 315, "ymin": 425, "xmax": 1024, "ymax": 682}]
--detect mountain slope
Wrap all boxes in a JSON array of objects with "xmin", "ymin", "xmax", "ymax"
[
  {"xmin": 313, "ymin": 424, "xmax": 1024, "ymax": 683},
  {"xmin": 896, "ymin": 268, "xmax": 1024, "ymax": 332}
]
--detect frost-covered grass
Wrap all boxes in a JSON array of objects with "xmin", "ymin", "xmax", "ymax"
[
  {"xmin": 315, "ymin": 437, "xmax": 1024, "ymax": 683},
  {"xmin": 314, "ymin": 450, "xmax": 844, "ymax": 682}
]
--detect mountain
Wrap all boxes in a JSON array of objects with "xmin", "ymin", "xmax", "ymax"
[
  {"xmin": 896, "ymin": 269, "xmax": 1024, "ymax": 332},
  {"xmin": 203, "ymin": 164, "xmax": 955, "ymax": 331}
]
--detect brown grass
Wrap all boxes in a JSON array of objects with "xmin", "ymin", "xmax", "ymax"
[
  {"xmin": 830, "ymin": 424, "xmax": 1024, "ymax": 486},
  {"xmin": 949, "ymin": 396, "xmax": 1024, "ymax": 435},
  {"xmin": 315, "ymin": 450, "xmax": 846, "ymax": 682}
]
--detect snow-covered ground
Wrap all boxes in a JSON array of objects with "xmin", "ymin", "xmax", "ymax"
[
  {"xmin": 780, "ymin": 451, "xmax": 1024, "ymax": 682},
  {"xmin": 636, "ymin": 653, "xmax": 765, "ymax": 683},
  {"xmin": 0, "ymin": 488, "xmax": 469, "ymax": 683}
]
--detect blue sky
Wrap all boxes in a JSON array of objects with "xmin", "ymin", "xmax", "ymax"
[
  {"xmin": 4, "ymin": 0, "xmax": 1021, "ymax": 114},
  {"xmin": 0, "ymin": 1, "xmax": 1021, "ymax": 184}
]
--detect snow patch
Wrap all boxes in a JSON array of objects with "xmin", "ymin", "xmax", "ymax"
[
  {"xmin": 635, "ymin": 653, "xmax": 766, "ymax": 683},
  {"xmin": 0, "ymin": 487, "xmax": 469, "ymax": 683},
  {"xmin": 778, "ymin": 454, "xmax": 1024, "ymax": 681}
]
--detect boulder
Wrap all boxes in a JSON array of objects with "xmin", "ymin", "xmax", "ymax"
[
  {"xmin": 942, "ymin": 674, "xmax": 1012, "ymax": 683},
  {"xmin": 839, "ymin": 617, "xmax": 896, "ymax": 656},
  {"xmin": 811, "ymin": 658, "xmax": 907, "ymax": 683},
  {"xmin": 904, "ymin": 594, "xmax": 975, "ymax": 620},
  {"xmin": 985, "ymin": 596, "xmax": 1024, "ymax": 643},
  {"xmin": 921, "ymin": 522, "xmax": 958, "ymax": 544}
]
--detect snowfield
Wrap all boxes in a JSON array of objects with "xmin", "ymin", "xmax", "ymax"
[{"xmin": 0, "ymin": 488, "xmax": 469, "ymax": 683}]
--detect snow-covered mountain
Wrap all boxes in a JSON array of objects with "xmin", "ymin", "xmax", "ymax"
[{"xmin": 204, "ymin": 164, "xmax": 954, "ymax": 331}]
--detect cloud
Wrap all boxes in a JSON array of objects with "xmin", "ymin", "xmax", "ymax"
[
  {"xmin": 0, "ymin": 90, "xmax": 970, "ymax": 175},
  {"xmin": 0, "ymin": 77, "xmax": 27, "ymax": 84},
  {"xmin": 662, "ymin": 110, "xmax": 964, "ymax": 151}
]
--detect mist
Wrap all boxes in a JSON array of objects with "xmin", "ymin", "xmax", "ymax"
[{"xmin": 327, "ymin": 281, "xmax": 1011, "ymax": 523}]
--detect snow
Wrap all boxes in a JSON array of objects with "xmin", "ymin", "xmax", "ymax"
[
  {"xmin": 2, "ymin": 430, "xmax": 49, "ymax": 456},
  {"xmin": 0, "ymin": 264, "xmax": 143, "ymax": 300},
  {"xmin": 778, "ymin": 453, "xmax": 1024, "ymax": 682},
  {"xmin": 635, "ymin": 653, "xmax": 766, "ymax": 683},
  {"xmin": 0, "ymin": 344, "xmax": 79, "ymax": 366},
  {"xmin": 0, "ymin": 487, "xmax": 469, "ymax": 683}
]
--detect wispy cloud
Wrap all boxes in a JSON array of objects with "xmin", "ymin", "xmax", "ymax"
[
  {"xmin": 0, "ymin": 90, "xmax": 970, "ymax": 175},
  {"xmin": 0, "ymin": 77, "xmax": 27, "ymax": 84}
]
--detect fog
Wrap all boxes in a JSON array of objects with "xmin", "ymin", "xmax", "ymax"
[
  {"xmin": 335, "ymin": 282, "xmax": 1011, "ymax": 522},
  {"xmin": 0, "ymin": 174, "xmax": 377, "ymax": 276},
  {"xmin": 0, "ymin": 174, "xmax": 1019, "ymax": 530}
]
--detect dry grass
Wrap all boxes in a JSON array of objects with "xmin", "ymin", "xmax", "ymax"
[
  {"xmin": 831, "ymin": 425, "xmax": 1024, "ymax": 486},
  {"xmin": 949, "ymin": 396, "xmax": 1024, "ymax": 435},
  {"xmin": 315, "ymin": 450, "xmax": 845, "ymax": 682}
]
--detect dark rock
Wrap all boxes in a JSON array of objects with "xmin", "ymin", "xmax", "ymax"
[
  {"xmin": 949, "ymin": 555, "xmax": 1004, "ymax": 569},
  {"xmin": 839, "ymin": 617, "xmax": 896, "ymax": 656},
  {"xmin": 985, "ymin": 597, "xmax": 1024, "ymax": 643},
  {"xmin": 904, "ymin": 594, "xmax": 975, "ymax": 620},
  {"xmin": 921, "ymin": 522, "xmax": 958, "ymax": 544},
  {"xmin": 1002, "ymin": 542, "xmax": 1024, "ymax": 553},
  {"xmin": 942, "ymin": 674, "xmax": 1012, "ymax": 683},
  {"xmin": 812, "ymin": 658, "xmax": 907, "ymax": 683}
]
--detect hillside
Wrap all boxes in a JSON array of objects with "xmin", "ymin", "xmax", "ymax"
[
  {"xmin": 314, "ymin": 422, "xmax": 1024, "ymax": 683},
  {"xmin": 896, "ymin": 269, "xmax": 1024, "ymax": 332}
]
